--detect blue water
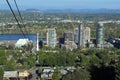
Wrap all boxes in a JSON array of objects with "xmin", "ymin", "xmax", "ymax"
[{"xmin": 0, "ymin": 34, "xmax": 37, "ymax": 42}]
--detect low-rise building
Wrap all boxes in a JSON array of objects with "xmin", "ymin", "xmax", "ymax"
[
  {"xmin": 18, "ymin": 70, "xmax": 30, "ymax": 80},
  {"xmin": 3, "ymin": 71, "xmax": 18, "ymax": 80},
  {"xmin": 40, "ymin": 67, "xmax": 54, "ymax": 80}
]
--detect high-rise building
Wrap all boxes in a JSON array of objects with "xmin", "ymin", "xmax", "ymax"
[
  {"xmin": 74, "ymin": 28, "xmax": 79, "ymax": 44},
  {"xmin": 96, "ymin": 23, "xmax": 104, "ymax": 48},
  {"xmin": 64, "ymin": 31, "xmax": 76, "ymax": 50},
  {"xmin": 83, "ymin": 27, "xmax": 91, "ymax": 44},
  {"xmin": 47, "ymin": 28, "xmax": 57, "ymax": 48},
  {"xmin": 78, "ymin": 23, "xmax": 83, "ymax": 47},
  {"xmin": 75, "ymin": 24, "xmax": 91, "ymax": 47}
]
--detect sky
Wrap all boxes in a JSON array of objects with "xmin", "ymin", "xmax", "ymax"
[{"xmin": 1, "ymin": 0, "xmax": 120, "ymax": 10}]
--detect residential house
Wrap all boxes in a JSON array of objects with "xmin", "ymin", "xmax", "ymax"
[{"xmin": 3, "ymin": 71, "xmax": 18, "ymax": 80}]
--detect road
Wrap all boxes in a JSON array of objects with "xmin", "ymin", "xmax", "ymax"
[{"xmin": 29, "ymin": 66, "xmax": 39, "ymax": 80}]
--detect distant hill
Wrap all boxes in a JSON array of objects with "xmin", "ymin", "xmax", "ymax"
[
  {"xmin": 1, "ymin": 8, "xmax": 120, "ymax": 13},
  {"xmin": 25, "ymin": 9, "xmax": 41, "ymax": 12},
  {"xmin": 43, "ymin": 9, "xmax": 120, "ymax": 13}
]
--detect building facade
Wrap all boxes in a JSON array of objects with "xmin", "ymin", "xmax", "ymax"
[
  {"xmin": 83, "ymin": 27, "xmax": 91, "ymax": 46},
  {"xmin": 75, "ymin": 24, "xmax": 90, "ymax": 47},
  {"xmin": 64, "ymin": 31, "xmax": 76, "ymax": 50},
  {"xmin": 96, "ymin": 23, "xmax": 104, "ymax": 48},
  {"xmin": 47, "ymin": 28, "xmax": 57, "ymax": 48}
]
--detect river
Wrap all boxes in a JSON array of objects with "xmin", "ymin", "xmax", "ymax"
[{"xmin": 0, "ymin": 34, "xmax": 37, "ymax": 42}]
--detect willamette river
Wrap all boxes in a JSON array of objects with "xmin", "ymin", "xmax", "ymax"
[{"xmin": 0, "ymin": 34, "xmax": 37, "ymax": 42}]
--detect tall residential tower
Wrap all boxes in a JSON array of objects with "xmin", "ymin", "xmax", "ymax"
[
  {"xmin": 96, "ymin": 23, "xmax": 104, "ymax": 48},
  {"xmin": 47, "ymin": 28, "xmax": 57, "ymax": 48},
  {"xmin": 75, "ymin": 24, "xmax": 90, "ymax": 47}
]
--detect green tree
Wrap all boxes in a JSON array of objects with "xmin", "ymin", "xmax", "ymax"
[
  {"xmin": 115, "ymin": 59, "xmax": 120, "ymax": 80},
  {"xmin": 4, "ymin": 61, "xmax": 16, "ymax": 71},
  {"xmin": 90, "ymin": 54, "xmax": 100, "ymax": 67},
  {"xmin": 73, "ymin": 69, "xmax": 90, "ymax": 80},
  {"xmin": 0, "ymin": 67, "xmax": 4, "ymax": 80},
  {"xmin": 62, "ymin": 69, "xmax": 90, "ymax": 80},
  {"xmin": 79, "ymin": 54, "xmax": 90, "ymax": 67},
  {"xmin": 56, "ymin": 54, "xmax": 66, "ymax": 66},
  {"xmin": 52, "ymin": 69, "xmax": 61, "ymax": 80}
]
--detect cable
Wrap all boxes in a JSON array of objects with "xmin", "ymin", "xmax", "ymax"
[
  {"xmin": 6, "ymin": 0, "xmax": 26, "ymax": 38},
  {"xmin": 13, "ymin": 0, "xmax": 30, "ymax": 40}
]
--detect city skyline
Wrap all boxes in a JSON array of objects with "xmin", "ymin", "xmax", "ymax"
[{"xmin": 1, "ymin": 0, "xmax": 120, "ymax": 10}]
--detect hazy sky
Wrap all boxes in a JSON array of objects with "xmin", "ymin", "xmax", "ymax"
[{"xmin": 1, "ymin": 0, "xmax": 120, "ymax": 10}]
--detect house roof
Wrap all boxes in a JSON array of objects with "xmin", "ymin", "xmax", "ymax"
[
  {"xmin": 42, "ymin": 67, "xmax": 54, "ymax": 73},
  {"xmin": 60, "ymin": 69, "xmax": 67, "ymax": 75},
  {"xmin": 18, "ymin": 70, "xmax": 30, "ymax": 77},
  {"xmin": 41, "ymin": 72, "xmax": 53, "ymax": 78},
  {"xmin": 4, "ymin": 71, "xmax": 18, "ymax": 78}
]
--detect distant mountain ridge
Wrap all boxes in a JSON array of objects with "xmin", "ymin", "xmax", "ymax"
[
  {"xmin": 26, "ymin": 9, "xmax": 40, "ymax": 12},
  {"xmin": 45, "ymin": 9, "xmax": 120, "ymax": 13},
  {"xmin": 25, "ymin": 8, "xmax": 120, "ymax": 13},
  {"xmin": 1, "ymin": 8, "xmax": 120, "ymax": 13}
]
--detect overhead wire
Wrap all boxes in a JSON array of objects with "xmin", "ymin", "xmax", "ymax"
[
  {"xmin": 13, "ymin": 0, "xmax": 30, "ymax": 40},
  {"xmin": 6, "ymin": 0, "xmax": 26, "ymax": 38},
  {"xmin": 6, "ymin": 0, "xmax": 33, "ymax": 53}
]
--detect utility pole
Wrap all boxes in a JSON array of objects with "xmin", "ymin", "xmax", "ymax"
[
  {"xmin": 35, "ymin": 33, "xmax": 40, "ymax": 80},
  {"xmin": 36, "ymin": 33, "xmax": 39, "ymax": 51}
]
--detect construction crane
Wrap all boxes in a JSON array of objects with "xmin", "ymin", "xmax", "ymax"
[{"xmin": 67, "ymin": 13, "xmax": 76, "ymax": 36}]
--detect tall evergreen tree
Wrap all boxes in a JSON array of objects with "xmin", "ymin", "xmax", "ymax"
[
  {"xmin": 0, "ymin": 67, "xmax": 4, "ymax": 80},
  {"xmin": 115, "ymin": 59, "xmax": 120, "ymax": 80},
  {"xmin": 52, "ymin": 69, "xmax": 61, "ymax": 80}
]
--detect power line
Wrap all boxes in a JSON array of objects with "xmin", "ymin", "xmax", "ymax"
[
  {"xmin": 6, "ymin": 0, "xmax": 26, "ymax": 38},
  {"xmin": 13, "ymin": 0, "xmax": 30, "ymax": 40}
]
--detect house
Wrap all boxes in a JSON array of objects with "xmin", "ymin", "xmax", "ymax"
[
  {"xmin": 3, "ymin": 71, "xmax": 18, "ymax": 80},
  {"xmin": 40, "ymin": 67, "xmax": 54, "ymax": 80},
  {"xmin": 65, "ymin": 66, "xmax": 76, "ymax": 72},
  {"xmin": 18, "ymin": 70, "xmax": 30, "ymax": 80},
  {"xmin": 60, "ymin": 69, "xmax": 67, "ymax": 75},
  {"xmin": 42, "ymin": 67, "xmax": 54, "ymax": 73},
  {"xmin": 3, "ymin": 70, "xmax": 32, "ymax": 80}
]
